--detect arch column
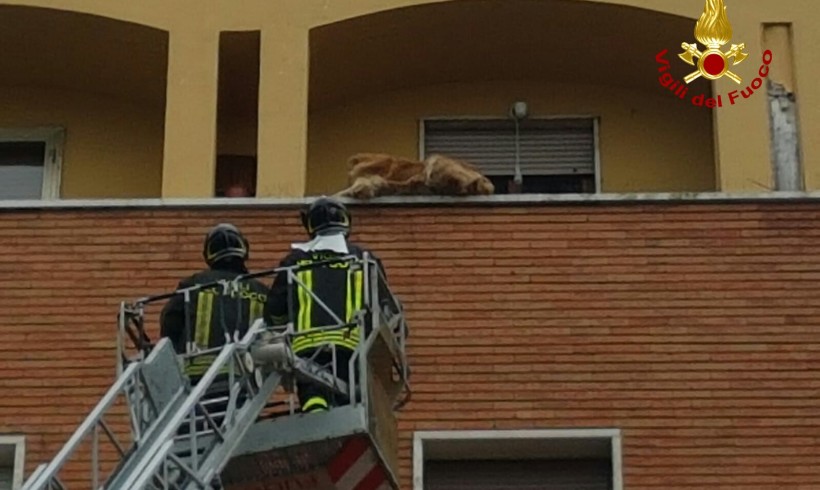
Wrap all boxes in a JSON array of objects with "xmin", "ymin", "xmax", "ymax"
[
  {"xmin": 712, "ymin": 15, "xmax": 776, "ymax": 192},
  {"xmin": 256, "ymin": 25, "xmax": 310, "ymax": 197},
  {"xmin": 161, "ymin": 25, "xmax": 219, "ymax": 198}
]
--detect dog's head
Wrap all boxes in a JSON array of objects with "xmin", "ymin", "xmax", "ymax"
[
  {"xmin": 434, "ymin": 171, "xmax": 495, "ymax": 196},
  {"xmin": 424, "ymin": 154, "xmax": 496, "ymax": 196},
  {"xmin": 469, "ymin": 175, "xmax": 495, "ymax": 195}
]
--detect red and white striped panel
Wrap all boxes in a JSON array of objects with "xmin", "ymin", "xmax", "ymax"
[{"xmin": 326, "ymin": 436, "xmax": 393, "ymax": 490}]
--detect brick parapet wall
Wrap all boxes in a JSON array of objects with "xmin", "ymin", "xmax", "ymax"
[{"xmin": 1, "ymin": 200, "xmax": 819, "ymax": 489}]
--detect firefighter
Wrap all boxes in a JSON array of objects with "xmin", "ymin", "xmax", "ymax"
[
  {"xmin": 264, "ymin": 196, "xmax": 394, "ymax": 413},
  {"xmin": 158, "ymin": 223, "xmax": 268, "ymax": 489},
  {"xmin": 160, "ymin": 223, "xmax": 268, "ymax": 380}
]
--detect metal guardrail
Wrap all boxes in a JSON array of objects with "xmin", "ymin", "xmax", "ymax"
[
  {"xmin": 23, "ymin": 339, "xmax": 187, "ymax": 490},
  {"xmin": 115, "ymin": 326, "xmax": 280, "ymax": 490},
  {"xmin": 117, "ymin": 254, "xmax": 410, "ymax": 411}
]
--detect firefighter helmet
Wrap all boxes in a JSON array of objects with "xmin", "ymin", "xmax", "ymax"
[
  {"xmin": 203, "ymin": 223, "xmax": 249, "ymax": 266},
  {"xmin": 301, "ymin": 196, "xmax": 351, "ymax": 238}
]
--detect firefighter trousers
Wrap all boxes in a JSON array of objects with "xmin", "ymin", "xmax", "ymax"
[{"xmin": 296, "ymin": 346, "xmax": 356, "ymax": 411}]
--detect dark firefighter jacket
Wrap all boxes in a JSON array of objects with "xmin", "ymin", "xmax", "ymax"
[
  {"xmin": 263, "ymin": 243, "xmax": 397, "ymax": 354},
  {"xmin": 160, "ymin": 265, "xmax": 268, "ymax": 377}
]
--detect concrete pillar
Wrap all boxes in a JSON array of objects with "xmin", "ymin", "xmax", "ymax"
[
  {"xmin": 256, "ymin": 25, "xmax": 309, "ymax": 198},
  {"xmin": 763, "ymin": 24, "xmax": 802, "ymax": 191},
  {"xmin": 712, "ymin": 17, "xmax": 773, "ymax": 192},
  {"xmin": 161, "ymin": 26, "xmax": 219, "ymax": 198}
]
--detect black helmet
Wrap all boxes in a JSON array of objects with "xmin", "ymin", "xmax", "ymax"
[
  {"xmin": 202, "ymin": 223, "xmax": 249, "ymax": 267},
  {"xmin": 301, "ymin": 196, "xmax": 351, "ymax": 238}
]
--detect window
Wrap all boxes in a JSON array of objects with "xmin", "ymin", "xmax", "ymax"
[
  {"xmin": 421, "ymin": 117, "xmax": 599, "ymax": 195},
  {"xmin": 0, "ymin": 436, "xmax": 25, "ymax": 490},
  {"xmin": 0, "ymin": 127, "xmax": 64, "ymax": 200},
  {"xmin": 414, "ymin": 429, "xmax": 622, "ymax": 490}
]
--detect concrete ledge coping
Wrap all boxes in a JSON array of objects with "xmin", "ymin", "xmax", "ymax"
[{"xmin": 2, "ymin": 191, "xmax": 820, "ymax": 211}]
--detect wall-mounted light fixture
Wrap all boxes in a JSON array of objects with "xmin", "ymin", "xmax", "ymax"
[{"xmin": 509, "ymin": 101, "xmax": 529, "ymax": 185}]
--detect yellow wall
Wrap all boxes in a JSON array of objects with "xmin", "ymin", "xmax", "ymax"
[
  {"xmin": 2, "ymin": 0, "xmax": 819, "ymax": 197},
  {"xmin": 307, "ymin": 80, "xmax": 716, "ymax": 195},
  {"xmin": 0, "ymin": 87, "xmax": 164, "ymax": 198}
]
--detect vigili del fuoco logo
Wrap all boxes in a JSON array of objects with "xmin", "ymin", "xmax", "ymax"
[{"xmin": 655, "ymin": 0, "xmax": 773, "ymax": 108}]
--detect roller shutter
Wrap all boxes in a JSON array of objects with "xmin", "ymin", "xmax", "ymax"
[
  {"xmin": 0, "ymin": 141, "xmax": 47, "ymax": 200},
  {"xmin": 424, "ymin": 458, "xmax": 612, "ymax": 490},
  {"xmin": 0, "ymin": 466, "xmax": 13, "ymax": 490},
  {"xmin": 422, "ymin": 118, "xmax": 596, "ymax": 177}
]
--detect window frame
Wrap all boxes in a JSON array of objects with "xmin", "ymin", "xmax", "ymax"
[
  {"xmin": 418, "ymin": 115, "xmax": 602, "ymax": 194},
  {"xmin": 412, "ymin": 428, "xmax": 622, "ymax": 490},
  {"xmin": 0, "ymin": 435, "xmax": 26, "ymax": 490},
  {"xmin": 0, "ymin": 127, "xmax": 65, "ymax": 200}
]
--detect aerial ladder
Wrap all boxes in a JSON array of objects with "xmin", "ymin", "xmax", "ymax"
[{"xmin": 21, "ymin": 254, "xmax": 410, "ymax": 490}]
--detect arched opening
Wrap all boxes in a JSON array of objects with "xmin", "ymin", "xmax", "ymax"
[
  {"xmin": 0, "ymin": 6, "xmax": 168, "ymax": 199},
  {"xmin": 307, "ymin": 0, "xmax": 715, "ymax": 196}
]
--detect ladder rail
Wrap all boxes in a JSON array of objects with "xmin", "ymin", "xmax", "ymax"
[
  {"xmin": 122, "ymin": 439, "xmax": 179, "ymax": 490},
  {"xmin": 22, "ymin": 361, "xmax": 142, "ymax": 490},
  {"xmin": 120, "ymin": 319, "xmax": 274, "ymax": 490},
  {"xmin": 189, "ymin": 369, "xmax": 284, "ymax": 488},
  {"xmin": 24, "ymin": 339, "xmax": 188, "ymax": 490},
  {"xmin": 101, "ymin": 380, "xmax": 190, "ymax": 489},
  {"xmin": 115, "ymin": 344, "xmax": 237, "ymax": 490}
]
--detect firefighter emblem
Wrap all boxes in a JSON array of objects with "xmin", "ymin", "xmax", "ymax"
[{"xmin": 678, "ymin": 0, "xmax": 749, "ymax": 84}]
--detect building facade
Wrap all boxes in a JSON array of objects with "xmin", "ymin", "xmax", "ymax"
[
  {"xmin": 0, "ymin": 0, "xmax": 816, "ymax": 200},
  {"xmin": 1, "ymin": 0, "xmax": 820, "ymax": 489}
]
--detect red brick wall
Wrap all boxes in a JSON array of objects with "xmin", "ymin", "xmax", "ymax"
[{"xmin": 1, "ymin": 201, "xmax": 819, "ymax": 489}]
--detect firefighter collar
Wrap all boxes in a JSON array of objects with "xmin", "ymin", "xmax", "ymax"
[{"xmin": 291, "ymin": 232, "xmax": 349, "ymax": 254}]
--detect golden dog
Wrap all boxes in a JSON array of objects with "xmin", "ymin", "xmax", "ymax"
[{"xmin": 336, "ymin": 153, "xmax": 495, "ymax": 199}]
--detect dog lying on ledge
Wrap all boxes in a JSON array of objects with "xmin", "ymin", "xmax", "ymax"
[{"xmin": 335, "ymin": 153, "xmax": 495, "ymax": 199}]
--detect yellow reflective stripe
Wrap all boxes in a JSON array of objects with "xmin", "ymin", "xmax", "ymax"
[
  {"xmin": 292, "ymin": 330, "xmax": 360, "ymax": 353},
  {"xmin": 345, "ymin": 270, "xmax": 353, "ymax": 322},
  {"xmin": 302, "ymin": 396, "xmax": 328, "ymax": 411},
  {"xmin": 296, "ymin": 270, "xmax": 314, "ymax": 333},
  {"xmin": 305, "ymin": 270, "xmax": 313, "ymax": 330},
  {"xmin": 296, "ymin": 271, "xmax": 308, "ymax": 332},
  {"xmin": 194, "ymin": 291, "xmax": 214, "ymax": 348},
  {"xmin": 300, "ymin": 331, "xmax": 360, "ymax": 344},
  {"xmin": 354, "ymin": 269, "xmax": 363, "ymax": 311},
  {"xmin": 300, "ymin": 329, "xmax": 361, "ymax": 341},
  {"xmin": 293, "ymin": 339, "xmax": 358, "ymax": 352},
  {"xmin": 249, "ymin": 298, "xmax": 264, "ymax": 323},
  {"xmin": 184, "ymin": 353, "xmax": 231, "ymax": 376}
]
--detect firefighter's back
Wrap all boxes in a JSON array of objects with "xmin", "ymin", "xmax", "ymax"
[
  {"xmin": 187, "ymin": 269, "xmax": 267, "ymax": 344},
  {"xmin": 288, "ymin": 245, "xmax": 367, "ymax": 329}
]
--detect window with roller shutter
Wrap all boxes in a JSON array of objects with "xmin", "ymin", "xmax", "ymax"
[
  {"xmin": 414, "ymin": 430, "xmax": 621, "ymax": 490},
  {"xmin": 0, "ymin": 437, "xmax": 24, "ymax": 490},
  {"xmin": 0, "ymin": 128, "xmax": 64, "ymax": 201},
  {"xmin": 421, "ymin": 118, "xmax": 599, "ymax": 195}
]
